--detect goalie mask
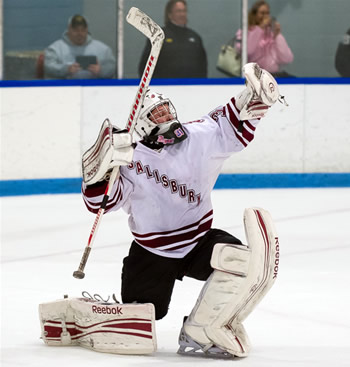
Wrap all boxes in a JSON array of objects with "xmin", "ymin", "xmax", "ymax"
[{"xmin": 135, "ymin": 90, "xmax": 187, "ymax": 146}]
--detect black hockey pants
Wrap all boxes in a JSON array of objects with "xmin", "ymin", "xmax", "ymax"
[{"xmin": 121, "ymin": 228, "xmax": 242, "ymax": 320}]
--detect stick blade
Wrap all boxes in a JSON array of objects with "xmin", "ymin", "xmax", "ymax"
[{"xmin": 126, "ymin": 7, "xmax": 164, "ymax": 44}]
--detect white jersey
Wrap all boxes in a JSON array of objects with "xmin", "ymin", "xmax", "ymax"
[{"xmin": 82, "ymin": 97, "xmax": 260, "ymax": 258}]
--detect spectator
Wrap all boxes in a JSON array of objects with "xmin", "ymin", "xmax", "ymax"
[
  {"xmin": 335, "ymin": 28, "xmax": 350, "ymax": 77},
  {"xmin": 44, "ymin": 14, "xmax": 116, "ymax": 79},
  {"xmin": 138, "ymin": 0, "xmax": 207, "ymax": 78},
  {"xmin": 235, "ymin": 0, "xmax": 294, "ymax": 77}
]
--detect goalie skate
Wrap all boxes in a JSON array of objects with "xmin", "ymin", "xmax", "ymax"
[{"xmin": 178, "ymin": 327, "xmax": 234, "ymax": 359}]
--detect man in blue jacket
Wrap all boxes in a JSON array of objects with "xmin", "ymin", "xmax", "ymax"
[{"xmin": 44, "ymin": 15, "xmax": 116, "ymax": 79}]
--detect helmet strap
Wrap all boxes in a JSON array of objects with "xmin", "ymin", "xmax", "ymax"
[{"xmin": 143, "ymin": 122, "xmax": 187, "ymax": 148}]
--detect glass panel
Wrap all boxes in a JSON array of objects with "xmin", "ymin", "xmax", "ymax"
[
  {"xmin": 122, "ymin": 0, "xmax": 350, "ymax": 78},
  {"xmin": 2, "ymin": 0, "xmax": 350, "ymax": 80},
  {"xmin": 122, "ymin": 0, "xmax": 241, "ymax": 79},
  {"xmin": 260, "ymin": 0, "xmax": 350, "ymax": 77},
  {"xmin": 3, "ymin": 0, "xmax": 117, "ymax": 80}
]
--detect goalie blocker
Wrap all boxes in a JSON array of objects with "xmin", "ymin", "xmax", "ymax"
[{"xmin": 39, "ymin": 297, "xmax": 157, "ymax": 354}]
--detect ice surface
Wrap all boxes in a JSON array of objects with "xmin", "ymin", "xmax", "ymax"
[{"xmin": 1, "ymin": 188, "xmax": 350, "ymax": 366}]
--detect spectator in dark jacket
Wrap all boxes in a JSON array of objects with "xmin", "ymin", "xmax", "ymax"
[
  {"xmin": 335, "ymin": 28, "xmax": 350, "ymax": 77},
  {"xmin": 138, "ymin": 0, "xmax": 207, "ymax": 79}
]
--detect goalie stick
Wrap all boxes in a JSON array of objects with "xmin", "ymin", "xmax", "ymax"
[{"xmin": 73, "ymin": 7, "xmax": 165, "ymax": 279}]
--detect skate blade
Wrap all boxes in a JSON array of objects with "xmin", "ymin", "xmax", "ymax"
[
  {"xmin": 177, "ymin": 344, "xmax": 235, "ymax": 359},
  {"xmin": 177, "ymin": 331, "xmax": 235, "ymax": 359}
]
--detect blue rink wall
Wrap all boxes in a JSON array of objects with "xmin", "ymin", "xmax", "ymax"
[
  {"xmin": 1, "ymin": 173, "xmax": 350, "ymax": 197},
  {"xmin": 1, "ymin": 78, "xmax": 350, "ymax": 196}
]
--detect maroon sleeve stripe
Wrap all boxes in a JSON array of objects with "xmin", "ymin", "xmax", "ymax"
[
  {"xmin": 105, "ymin": 183, "xmax": 123, "ymax": 213},
  {"xmin": 233, "ymin": 128, "xmax": 248, "ymax": 147},
  {"xmin": 242, "ymin": 127, "xmax": 254, "ymax": 142},
  {"xmin": 225, "ymin": 100, "xmax": 257, "ymax": 145},
  {"xmin": 82, "ymin": 177, "xmax": 123, "ymax": 214},
  {"xmin": 225, "ymin": 101, "xmax": 240, "ymax": 130},
  {"xmin": 244, "ymin": 119, "xmax": 256, "ymax": 131},
  {"xmin": 231, "ymin": 98, "xmax": 259, "ymax": 129},
  {"xmin": 82, "ymin": 196, "xmax": 98, "ymax": 213},
  {"xmin": 82, "ymin": 180, "xmax": 109, "ymax": 198},
  {"xmin": 225, "ymin": 104, "xmax": 248, "ymax": 147}
]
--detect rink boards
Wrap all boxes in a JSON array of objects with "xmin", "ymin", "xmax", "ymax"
[{"xmin": 1, "ymin": 78, "xmax": 349, "ymax": 195}]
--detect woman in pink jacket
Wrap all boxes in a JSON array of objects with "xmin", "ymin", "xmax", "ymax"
[{"xmin": 236, "ymin": 0, "xmax": 294, "ymax": 77}]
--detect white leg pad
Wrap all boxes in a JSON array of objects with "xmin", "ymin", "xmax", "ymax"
[
  {"xmin": 39, "ymin": 297, "xmax": 157, "ymax": 355},
  {"xmin": 182, "ymin": 207, "xmax": 279, "ymax": 357},
  {"xmin": 233, "ymin": 207, "xmax": 280, "ymax": 323}
]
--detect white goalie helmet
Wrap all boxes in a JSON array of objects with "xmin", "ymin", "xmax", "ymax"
[{"xmin": 135, "ymin": 89, "xmax": 187, "ymax": 146}]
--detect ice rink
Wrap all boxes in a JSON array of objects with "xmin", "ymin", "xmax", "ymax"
[{"xmin": 1, "ymin": 187, "xmax": 350, "ymax": 366}]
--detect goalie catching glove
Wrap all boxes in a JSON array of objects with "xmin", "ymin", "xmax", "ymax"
[
  {"xmin": 82, "ymin": 119, "xmax": 134, "ymax": 185},
  {"xmin": 236, "ymin": 62, "xmax": 288, "ymax": 120}
]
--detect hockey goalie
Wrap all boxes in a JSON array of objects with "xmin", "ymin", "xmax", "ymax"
[{"xmin": 39, "ymin": 62, "xmax": 284, "ymax": 357}]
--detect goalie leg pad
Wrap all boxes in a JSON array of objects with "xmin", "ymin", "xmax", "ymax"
[
  {"xmin": 182, "ymin": 244, "xmax": 251, "ymax": 357},
  {"xmin": 181, "ymin": 207, "xmax": 279, "ymax": 357},
  {"xmin": 39, "ymin": 297, "xmax": 157, "ymax": 355}
]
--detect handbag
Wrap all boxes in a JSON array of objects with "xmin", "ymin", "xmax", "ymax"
[{"xmin": 216, "ymin": 38, "xmax": 241, "ymax": 77}]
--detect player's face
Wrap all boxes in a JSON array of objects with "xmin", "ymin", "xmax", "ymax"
[
  {"xmin": 168, "ymin": 2, "xmax": 187, "ymax": 26},
  {"xmin": 68, "ymin": 25, "xmax": 88, "ymax": 45},
  {"xmin": 149, "ymin": 103, "xmax": 174, "ymax": 124}
]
